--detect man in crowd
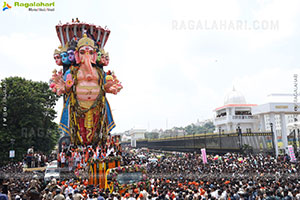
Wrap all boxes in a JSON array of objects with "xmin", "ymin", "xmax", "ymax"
[
  {"xmin": 0, "ymin": 180, "xmax": 10, "ymax": 200},
  {"xmin": 54, "ymin": 189, "xmax": 65, "ymax": 200}
]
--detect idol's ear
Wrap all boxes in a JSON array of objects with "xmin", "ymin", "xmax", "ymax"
[
  {"xmin": 91, "ymin": 52, "xmax": 97, "ymax": 64},
  {"xmin": 75, "ymin": 51, "xmax": 81, "ymax": 64}
]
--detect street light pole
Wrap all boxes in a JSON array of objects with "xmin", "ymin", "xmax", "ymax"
[
  {"xmin": 270, "ymin": 123, "xmax": 277, "ymax": 157},
  {"xmin": 184, "ymin": 132, "xmax": 186, "ymax": 149},
  {"xmin": 219, "ymin": 127, "xmax": 221, "ymax": 149},
  {"xmin": 204, "ymin": 131, "xmax": 207, "ymax": 149},
  {"xmin": 298, "ymin": 129, "xmax": 300, "ymax": 155},
  {"xmin": 10, "ymin": 139, "xmax": 15, "ymax": 162},
  {"xmin": 239, "ymin": 126, "xmax": 242, "ymax": 151},
  {"xmin": 293, "ymin": 127, "xmax": 297, "ymax": 154},
  {"xmin": 236, "ymin": 123, "xmax": 242, "ymax": 151},
  {"xmin": 193, "ymin": 132, "xmax": 195, "ymax": 151}
]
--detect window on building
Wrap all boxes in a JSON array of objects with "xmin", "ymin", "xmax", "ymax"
[
  {"xmin": 235, "ymin": 111, "xmax": 252, "ymax": 116},
  {"xmin": 216, "ymin": 112, "xmax": 227, "ymax": 118}
]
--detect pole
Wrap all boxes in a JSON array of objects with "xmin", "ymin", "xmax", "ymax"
[
  {"xmin": 270, "ymin": 114, "xmax": 278, "ymax": 157},
  {"xmin": 239, "ymin": 126, "xmax": 242, "ymax": 152},
  {"xmin": 240, "ymin": 127, "xmax": 242, "ymax": 147},
  {"xmin": 10, "ymin": 139, "xmax": 15, "ymax": 162},
  {"xmin": 204, "ymin": 131, "xmax": 207, "ymax": 149},
  {"xmin": 236, "ymin": 126, "xmax": 239, "ymax": 148},
  {"xmin": 219, "ymin": 128, "xmax": 221, "ymax": 149},
  {"xmin": 294, "ymin": 129, "xmax": 297, "ymax": 154},
  {"xmin": 298, "ymin": 129, "xmax": 300, "ymax": 154},
  {"xmin": 193, "ymin": 132, "xmax": 195, "ymax": 150},
  {"xmin": 236, "ymin": 124, "xmax": 241, "ymax": 151},
  {"xmin": 270, "ymin": 123, "xmax": 276, "ymax": 157},
  {"xmin": 184, "ymin": 133, "xmax": 186, "ymax": 149}
]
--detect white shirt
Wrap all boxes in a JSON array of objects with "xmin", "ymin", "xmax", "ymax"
[
  {"xmin": 75, "ymin": 153, "xmax": 81, "ymax": 162},
  {"xmin": 211, "ymin": 190, "xmax": 219, "ymax": 199},
  {"xmin": 141, "ymin": 190, "xmax": 149, "ymax": 199},
  {"xmin": 60, "ymin": 153, "xmax": 66, "ymax": 163},
  {"xmin": 64, "ymin": 186, "xmax": 74, "ymax": 196}
]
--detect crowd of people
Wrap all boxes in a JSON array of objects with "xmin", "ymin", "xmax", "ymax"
[
  {"xmin": 1, "ymin": 147, "xmax": 300, "ymax": 200},
  {"xmin": 57, "ymin": 136, "xmax": 122, "ymax": 173},
  {"xmin": 24, "ymin": 147, "xmax": 49, "ymax": 168},
  {"xmin": 144, "ymin": 152, "xmax": 300, "ymax": 200},
  {"xmin": 0, "ymin": 162, "xmax": 36, "ymax": 199}
]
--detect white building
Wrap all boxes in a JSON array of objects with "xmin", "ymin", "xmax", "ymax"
[
  {"xmin": 129, "ymin": 128, "xmax": 146, "ymax": 147},
  {"xmin": 252, "ymin": 100, "xmax": 300, "ymax": 155},
  {"xmin": 129, "ymin": 128, "xmax": 146, "ymax": 140},
  {"xmin": 214, "ymin": 87, "xmax": 259, "ymax": 133},
  {"xmin": 213, "ymin": 90, "xmax": 300, "ymax": 156},
  {"xmin": 119, "ymin": 130, "xmax": 131, "ymax": 142}
]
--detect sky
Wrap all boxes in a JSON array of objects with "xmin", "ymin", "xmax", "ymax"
[{"xmin": 1, "ymin": 0, "xmax": 300, "ymax": 133}]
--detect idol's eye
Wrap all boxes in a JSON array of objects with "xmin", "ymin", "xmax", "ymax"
[
  {"xmin": 89, "ymin": 50, "xmax": 93, "ymax": 55},
  {"xmin": 80, "ymin": 50, "xmax": 85, "ymax": 55}
]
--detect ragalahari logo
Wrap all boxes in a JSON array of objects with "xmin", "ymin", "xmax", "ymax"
[{"xmin": 3, "ymin": 2, "xmax": 12, "ymax": 11}]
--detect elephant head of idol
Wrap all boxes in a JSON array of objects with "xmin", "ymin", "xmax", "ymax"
[{"xmin": 75, "ymin": 34, "xmax": 98, "ymax": 81}]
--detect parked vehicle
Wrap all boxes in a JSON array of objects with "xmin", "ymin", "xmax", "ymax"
[
  {"xmin": 47, "ymin": 160, "xmax": 58, "ymax": 168},
  {"xmin": 44, "ymin": 167, "xmax": 60, "ymax": 183}
]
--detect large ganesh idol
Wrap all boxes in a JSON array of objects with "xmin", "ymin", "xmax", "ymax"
[{"xmin": 51, "ymin": 21, "xmax": 122, "ymax": 145}]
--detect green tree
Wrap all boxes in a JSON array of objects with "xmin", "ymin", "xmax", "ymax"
[
  {"xmin": 203, "ymin": 122, "xmax": 215, "ymax": 132},
  {"xmin": 0, "ymin": 77, "xmax": 59, "ymax": 165},
  {"xmin": 144, "ymin": 132, "xmax": 159, "ymax": 139},
  {"xmin": 181, "ymin": 121, "xmax": 215, "ymax": 135}
]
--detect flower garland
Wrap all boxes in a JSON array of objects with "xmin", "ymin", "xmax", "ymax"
[
  {"xmin": 87, "ymin": 155, "xmax": 122, "ymax": 165},
  {"xmin": 109, "ymin": 165, "xmax": 147, "ymax": 175}
]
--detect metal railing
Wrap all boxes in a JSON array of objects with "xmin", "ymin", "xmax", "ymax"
[
  {"xmin": 232, "ymin": 115, "xmax": 258, "ymax": 120},
  {"xmin": 215, "ymin": 116, "xmax": 227, "ymax": 120}
]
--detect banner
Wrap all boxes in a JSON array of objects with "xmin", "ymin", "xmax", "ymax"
[
  {"xmin": 201, "ymin": 148, "xmax": 207, "ymax": 164},
  {"xmin": 287, "ymin": 145, "xmax": 296, "ymax": 162},
  {"xmin": 9, "ymin": 150, "xmax": 15, "ymax": 158}
]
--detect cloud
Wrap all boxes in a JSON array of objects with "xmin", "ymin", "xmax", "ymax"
[
  {"xmin": 0, "ymin": 33, "xmax": 58, "ymax": 81},
  {"xmin": 233, "ymin": 67, "xmax": 300, "ymax": 104},
  {"xmin": 237, "ymin": 0, "xmax": 300, "ymax": 49}
]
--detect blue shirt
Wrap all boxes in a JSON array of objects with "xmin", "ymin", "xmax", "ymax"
[
  {"xmin": 97, "ymin": 196, "xmax": 105, "ymax": 200},
  {"xmin": 0, "ymin": 193, "xmax": 8, "ymax": 200}
]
